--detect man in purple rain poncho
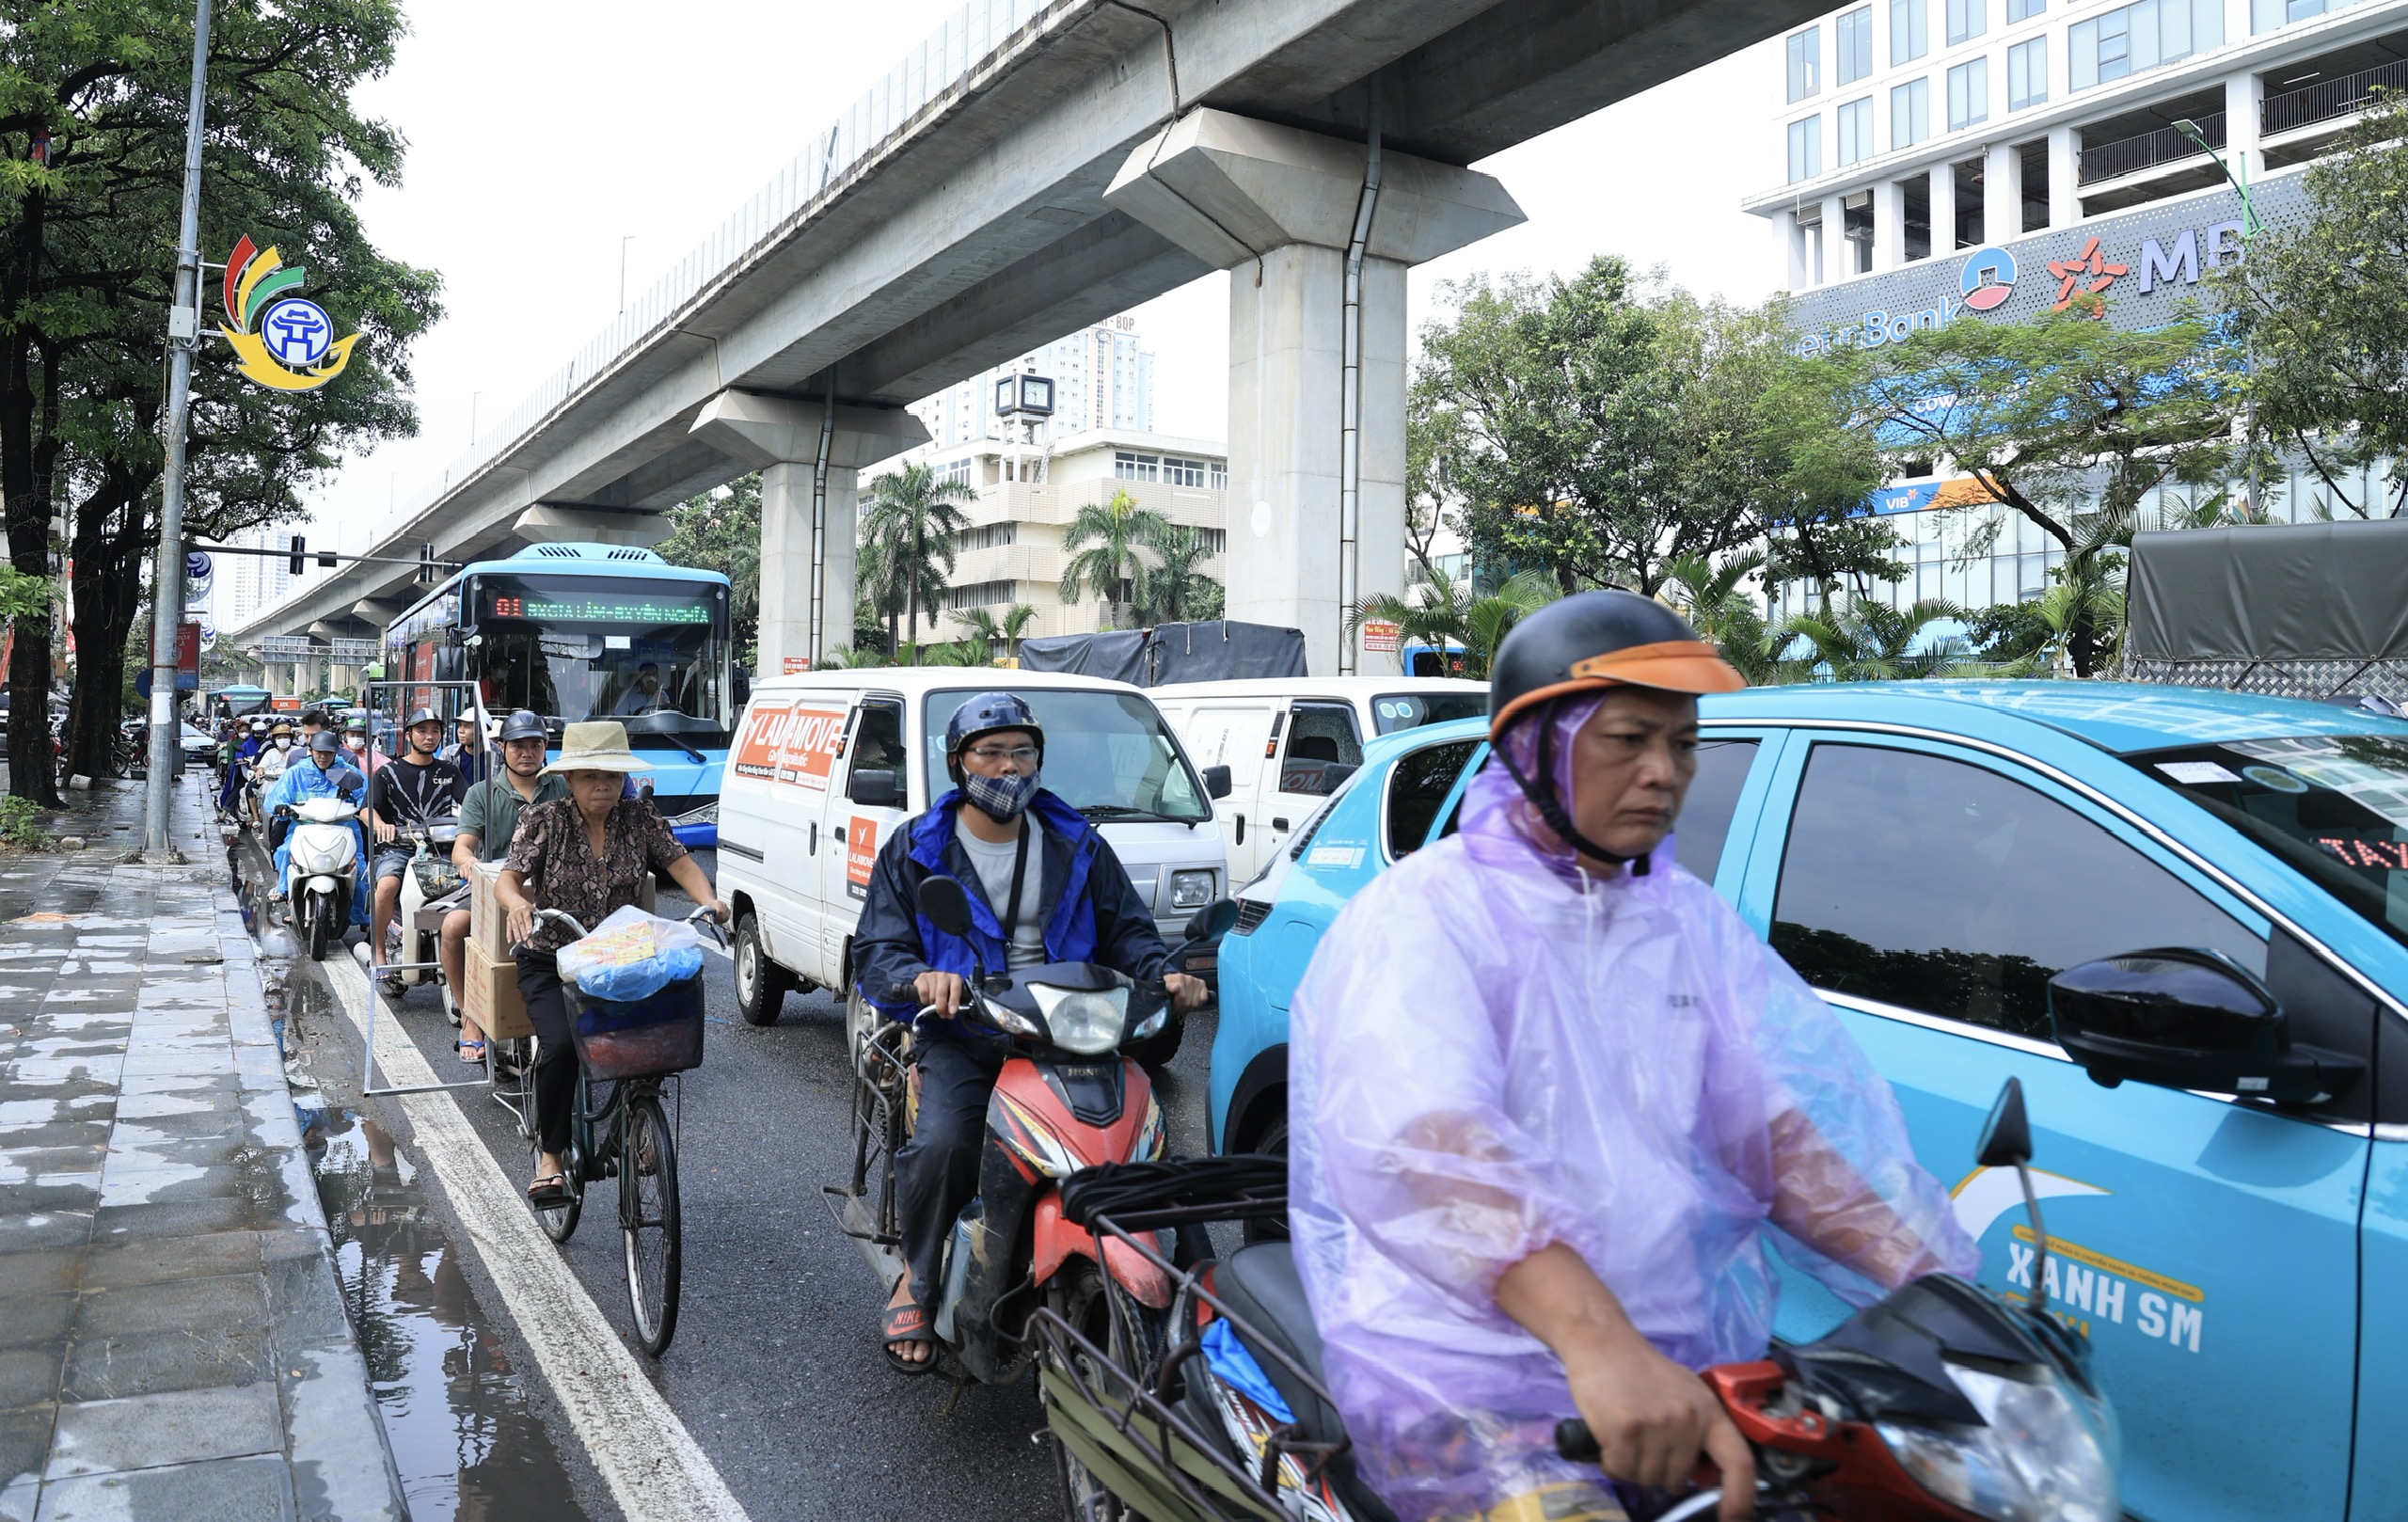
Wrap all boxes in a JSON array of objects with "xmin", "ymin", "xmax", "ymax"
[{"xmin": 1289, "ymin": 592, "xmax": 1979, "ymax": 1522}]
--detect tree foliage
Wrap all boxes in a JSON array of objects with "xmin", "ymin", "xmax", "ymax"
[
  {"xmin": 0, "ymin": 0, "xmax": 439, "ymax": 797},
  {"xmin": 1057, "ymin": 488, "xmax": 1168, "ymax": 629},
  {"xmin": 1346, "ymin": 566, "xmax": 1556, "ymax": 679},
  {"xmin": 859, "ymin": 462, "xmax": 974, "ymax": 658},
  {"xmin": 658, "ymin": 475, "xmax": 761, "ymax": 664}
]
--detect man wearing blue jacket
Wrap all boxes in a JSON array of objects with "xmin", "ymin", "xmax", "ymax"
[
  {"xmin": 851, "ymin": 691, "xmax": 1204, "ymax": 1370},
  {"xmin": 265, "ymin": 730, "xmax": 368, "ymax": 921}
]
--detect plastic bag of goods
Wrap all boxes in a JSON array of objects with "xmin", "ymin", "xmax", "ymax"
[{"xmin": 556, "ymin": 905, "xmax": 706, "ymax": 1002}]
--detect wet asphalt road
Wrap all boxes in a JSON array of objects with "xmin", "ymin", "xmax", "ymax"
[{"xmin": 334, "ymin": 849, "xmax": 1224, "ymax": 1522}]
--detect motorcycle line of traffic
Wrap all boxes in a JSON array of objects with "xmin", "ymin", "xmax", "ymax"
[{"xmin": 206, "ymin": 742, "xmax": 2122, "ymax": 1522}]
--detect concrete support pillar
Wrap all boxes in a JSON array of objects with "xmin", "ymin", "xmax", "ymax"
[
  {"xmin": 1105, "ymin": 109, "xmax": 1522, "ymax": 676},
  {"xmin": 2225, "ymin": 69, "xmax": 2263, "ymax": 182},
  {"xmin": 689, "ymin": 393, "xmax": 928, "ymax": 674},
  {"xmin": 2048, "ymin": 126, "xmax": 2081, "ymax": 228},
  {"xmin": 1929, "ymin": 160, "xmax": 1956, "ymax": 254},
  {"xmin": 1874, "ymin": 179, "xmax": 1906, "ymax": 270},
  {"xmin": 1985, "ymin": 141, "xmax": 2020, "ymax": 244},
  {"xmin": 1823, "ymin": 194, "xmax": 1851, "ymax": 277},
  {"xmin": 1779, "ymin": 210, "xmax": 1808, "ymax": 291}
]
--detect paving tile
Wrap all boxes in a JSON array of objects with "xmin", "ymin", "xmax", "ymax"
[
  {"xmin": 32, "ymin": 1451, "xmax": 294, "ymax": 1521},
  {"xmin": 74, "ymin": 1273, "xmax": 268, "ymax": 1342},
  {"xmin": 0, "ymin": 1184, "xmax": 98, "ymax": 1222},
  {"xmin": 260, "ymin": 1258, "xmax": 350, "ymax": 1356},
  {"xmin": 0, "ymin": 1346, "xmax": 63, "ymax": 1412},
  {"xmin": 0, "ymin": 1213, "xmax": 88, "ymax": 1257},
  {"xmin": 45, "ymin": 1384, "xmax": 281, "ymax": 1480},
  {"xmin": 59, "ymin": 1322, "xmax": 273, "ymax": 1403},
  {"xmin": 0, "ymin": 1125, "xmax": 107, "ymax": 1155},
  {"xmin": 0, "ymin": 1298, "xmax": 71, "ymax": 1352},
  {"xmin": 0, "ymin": 1250, "xmax": 79, "ymax": 1300},
  {"xmin": 0, "ymin": 1476, "xmax": 33, "ymax": 1522},
  {"xmin": 79, "ymin": 1232, "xmax": 261, "ymax": 1292},
  {"xmin": 90, "ymin": 1195, "xmax": 273, "ymax": 1244},
  {"xmin": 0, "ymin": 1405, "xmax": 44, "ymax": 1490}
]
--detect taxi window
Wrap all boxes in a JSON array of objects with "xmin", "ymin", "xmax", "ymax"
[
  {"xmin": 1672, "ymin": 739, "xmax": 1759, "ymax": 882},
  {"xmin": 1772, "ymin": 743, "xmax": 2265, "ymax": 1039},
  {"xmin": 1385, "ymin": 739, "xmax": 1481, "ymax": 859},
  {"xmin": 2128, "ymin": 735, "xmax": 2408, "ymax": 953}
]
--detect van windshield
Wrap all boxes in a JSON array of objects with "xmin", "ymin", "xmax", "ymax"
[
  {"xmin": 2128, "ymin": 733, "xmax": 2408, "ymax": 951},
  {"xmin": 923, "ymin": 689, "xmax": 1211, "ymax": 824},
  {"xmin": 1371, "ymin": 691, "xmax": 1489, "ymax": 735}
]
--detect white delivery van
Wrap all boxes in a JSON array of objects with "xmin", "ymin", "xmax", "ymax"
[
  {"xmin": 715, "ymin": 669, "xmax": 1231, "ymax": 1057},
  {"xmin": 1149, "ymin": 676, "xmax": 1487, "ymax": 883}
]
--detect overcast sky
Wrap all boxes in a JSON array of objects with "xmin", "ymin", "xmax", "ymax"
[{"xmin": 300, "ymin": 1, "xmax": 1782, "ymax": 535}]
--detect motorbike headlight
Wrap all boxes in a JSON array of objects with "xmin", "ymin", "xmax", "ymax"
[
  {"xmin": 1167, "ymin": 868, "xmax": 1216, "ymax": 911},
  {"xmin": 1028, "ymin": 983, "xmax": 1129, "ymax": 1055},
  {"xmin": 1877, "ymin": 1362, "xmax": 2119, "ymax": 1522}
]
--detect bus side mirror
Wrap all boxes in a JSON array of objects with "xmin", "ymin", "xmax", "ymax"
[{"xmin": 733, "ymin": 665, "xmax": 752, "ymax": 708}]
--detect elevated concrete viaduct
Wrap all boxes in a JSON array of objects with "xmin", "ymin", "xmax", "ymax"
[{"xmin": 232, "ymin": 0, "xmax": 1816, "ymax": 674}]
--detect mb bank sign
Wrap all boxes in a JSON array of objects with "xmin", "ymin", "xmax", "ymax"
[{"xmin": 1784, "ymin": 174, "xmax": 2306, "ymax": 357}]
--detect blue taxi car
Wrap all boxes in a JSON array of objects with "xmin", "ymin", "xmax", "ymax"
[{"xmin": 1210, "ymin": 681, "xmax": 2408, "ymax": 1522}]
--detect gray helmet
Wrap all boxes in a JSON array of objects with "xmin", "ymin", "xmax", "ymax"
[
  {"xmin": 308, "ymin": 730, "xmax": 342, "ymax": 754},
  {"xmin": 405, "ymin": 706, "xmax": 441, "ymax": 727},
  {"xmin": 499, "ymin": 709, "xmax": 547, "ymax": 743}
]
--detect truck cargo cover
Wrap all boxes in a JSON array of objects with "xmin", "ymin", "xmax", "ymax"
[
  {"xmin": 1016, "ymin": 620, "xmax": 1308, "ymax": 685},
  {"xmin": 2127, "ymin": 519, "xmax": 2408, "ymax": 662}
]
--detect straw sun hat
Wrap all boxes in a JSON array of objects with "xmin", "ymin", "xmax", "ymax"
[{"xmin": 540, "ymin": 721, "xmax": 647, "ymax": 776}]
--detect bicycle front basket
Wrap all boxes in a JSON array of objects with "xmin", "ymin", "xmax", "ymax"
[{"xmin": 567, "ymin": 971, "xmax": 705, "ymax": 1080}]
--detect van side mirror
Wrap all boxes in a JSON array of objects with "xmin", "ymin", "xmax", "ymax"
[
  {"xmin": 2048, "ymin": 946, "xmax": 2365, "ymax": 1106},
  {"xmin": 848, "ymin": 769, "xmax": 902, "ymax": 808},
  {"xmin": 1975, "ymin": 1076, "xmax": 2031, "ymax": 1168},
  {"xmin": 1201, "ymin": 764, "xmax": 1232, "ymax": 800},
  {"xmin": 917, "ymin": 875, "xmax": 974, "ymax": 939}
]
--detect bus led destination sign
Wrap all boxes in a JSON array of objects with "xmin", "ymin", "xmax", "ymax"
[{"xmin": 486, "ymin": 593, "xmax": 713, "ymax": 625}]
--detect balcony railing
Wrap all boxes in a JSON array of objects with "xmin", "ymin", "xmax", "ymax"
[
  {"xmin": 2078, "ymin": 111, "xmax": 2224, "ymax": 184},
  {"xmin": 2262, "ymin": 56, "xmax": 2408, "ymax": 135}
]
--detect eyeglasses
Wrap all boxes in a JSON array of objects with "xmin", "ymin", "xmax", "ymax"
[{"xmin": 966, "ymin": 746, "xmax": 1039, "ymax": 765}]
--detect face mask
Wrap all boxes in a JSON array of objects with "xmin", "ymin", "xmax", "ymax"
[
  {"xmin": 961, "ymin": 769, "xmax": 1040, "ymax": 824},
  {"xmin": 274, "ymin": 737, "xmax": 291, "ymax": 750},
  {"xmin": 345, "ymin": 737, "xmax": 364, "ymax": 751}
]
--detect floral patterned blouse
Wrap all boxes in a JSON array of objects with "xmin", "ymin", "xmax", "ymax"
[{"xmin": 504, "ymin": 796, "xmax": 689, "ymax": 954}]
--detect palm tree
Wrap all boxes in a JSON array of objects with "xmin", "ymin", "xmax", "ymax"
[
  {"xmin": 952, "ymin": 603, "xmax": 1038, "ymax": 664},
  {"xmin": 1777, "ymin": 598, "xmax": 1978, "ymax": 682},
  {"xmin": 860, "ymin": 463, "xmax": 975, "ymax": 659},
  {"xmin": 1059, "ymin": 489, "xmax": 1171, "ymax": 629},
  {"xmin": 1133, "ymin": 526, "xmax": 1221, "ymax": 626},
  {"xmin": 1662, "ymin": 553, "xmax": 1790, "ymax": 686},
  {"xmin": 1346, "ymin": 566, "xmax": 1557, "ymax": 678}
]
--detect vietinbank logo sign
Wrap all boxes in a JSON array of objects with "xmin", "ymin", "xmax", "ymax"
[{"xmin": 1960, "ymin": 245, "xmax": 2017, "ymax": 310}]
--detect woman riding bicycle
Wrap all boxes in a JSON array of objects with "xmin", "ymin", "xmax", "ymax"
[{"xmin": 497, "ymin": 721, "xmax": 728, "ymax": 1207}]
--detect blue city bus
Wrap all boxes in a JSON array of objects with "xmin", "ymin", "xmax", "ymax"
[{"xmin": 383, "ymin": 543, "xmax": 735, "ymax": 847}]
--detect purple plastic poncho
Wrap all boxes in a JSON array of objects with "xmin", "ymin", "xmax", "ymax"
[{"xmin": 1289, "ymin": 694, "xmax": 1979, "ymax": 1520}]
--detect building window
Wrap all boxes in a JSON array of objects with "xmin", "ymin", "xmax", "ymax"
[
  {"xmin": 958, "ymin": 522, "xmax": 1017, "ymax": 552},
  {"xmin": 1113, "ymin": 451, "xmax": 1160, "ymax": 482},
  {"xmin": 1891, "ymin": 0, "xmax": 1929, "ymax": 63},
  {"xmin": 1947, "ymin": 56, "xmax": 1988, "ymax": 128},
  {"xmin": 2008, "ymin": 36, "xmax": 2048, "ymax": 108},
  {"xmin": 1946, "ymin": 0, "xmax": 1986, "ymax": 44},
  {"xmin": 937, "ymin": 456, "xmax": 972, "ymax": 486},
  {"xmin": 1163, "ymin": 455, "xmax": 1210, "ymax": 487},
  {"xmin": 1891, "ymin": 76, "xmax": 1930, "ymax": 150},
  {"xmin": 1838, "ymin": 96, "xmax": 1877, "ymax": 165},
  {"xmin": 1787, "ymin": 117, "xmax": 1824, "ymax": 181},
  {"xmin": 1192, "ymin": 527, "xmax": 1228, "ymax": 554},
  {"xmin": 2006, "ymin": 0, "xmax": 2044, "ymax": 20},
  {"xmin": 1838, "ymin": 6, "xmax": 1875, "ymax": 82},
  {"xmin": 2254, "ymin": 0, "xmax": 2334, "ymax": 31},
  {"xmin": 945, "ymin": 579, "xmax": 1017, "ymax": 610},
  {"xmin": 1788, "ymin": 25, "xmax": 1822, "ymax": 100},
  {"xmin": 2070, "ymin": 0, "xmax": 2222, "ymax": 89},
  {"xmin": 1209, "ymin": 461, "xmax": 1228, "ymax": 490}
]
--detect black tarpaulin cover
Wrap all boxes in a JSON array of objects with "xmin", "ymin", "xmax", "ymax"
[
  {"xmin": 1016, "ymin": 621, "xmax": 1309, "ymax": 685},
  {"xmin": 2127, "ymin": 520, "xmax": 2408, "ymax": 662}
]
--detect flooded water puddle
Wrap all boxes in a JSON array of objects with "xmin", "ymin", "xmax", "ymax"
[{"xmin": 280, "ymin": 970, "xmax": 591, "ymax": 1522}]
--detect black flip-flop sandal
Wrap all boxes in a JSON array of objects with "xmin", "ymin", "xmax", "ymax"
[
  {"xmin": 880, "ymin": 1301, "xmax": 936, "ymax": 1374},
  {"xmin": 527, "ymin": 1174, "xmax": 569, "ymax": 1208}
]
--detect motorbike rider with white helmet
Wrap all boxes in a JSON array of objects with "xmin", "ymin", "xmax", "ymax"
[{"xmin": 1288, "ymin": 593, "xmax": 1979, "ymax": 1522}]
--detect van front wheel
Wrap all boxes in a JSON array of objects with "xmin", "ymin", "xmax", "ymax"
[{"xmin": 733, "ymin": 912, "xmax": 792, "ymax": 1027}]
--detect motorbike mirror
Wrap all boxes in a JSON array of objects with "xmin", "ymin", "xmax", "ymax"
[
  {"xmin": 1184, "ymin": 897, "xmax": 1240, "ymax": 943},
  {"xmin": 917, "ymin": 875, "xmax": 975, "ymax": 940},
  {"xmin": 1975, "ymin": 1076, "xmax": 2032, "ymax": 1169}
]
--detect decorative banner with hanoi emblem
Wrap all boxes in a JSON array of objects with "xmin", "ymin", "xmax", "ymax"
[{"xmin": 218, "ymin": 235, "xmax": 363, "ymax": 392}]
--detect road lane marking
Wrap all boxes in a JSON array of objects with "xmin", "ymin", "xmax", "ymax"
[{"xmin": 320, "ymin": 956, "xmax": 752, "ymax": 1522}]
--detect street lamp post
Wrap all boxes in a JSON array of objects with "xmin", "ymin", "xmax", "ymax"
[
  {"xmin": 2174, "ymin": 117, "xmax": 2264, "ymax": 520},
  {"xmin": 142, "ymin": 0, "xmax": 214, "ymax": 858}
]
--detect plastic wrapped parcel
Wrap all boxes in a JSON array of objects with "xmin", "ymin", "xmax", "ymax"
[{"xmin": 1288, "ymin": 694, "xmax": 1979, "ymax": 1520}]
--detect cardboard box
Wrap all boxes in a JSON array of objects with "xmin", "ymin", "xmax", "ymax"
[
  {"xmin": 464, "ymin": 937, "xmax": 532, "ymax": 1040},
  {"xmin": 470, "ymin": 861, "xmax": 510, "ymax": 960}
]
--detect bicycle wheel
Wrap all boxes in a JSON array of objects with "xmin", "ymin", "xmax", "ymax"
[
  {"xmin": 621, "ymin": 1087, "xmax": 682, "ymax": 1356},
  {"xmin": 531, "ymin": 1067, "xmax": 583, "ymax": 1244}
]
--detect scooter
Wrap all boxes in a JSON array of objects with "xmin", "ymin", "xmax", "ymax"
[
  {"xmin": 822, "ymin": 876, "xmax": 1234, "ymax": 1478},
  {"xmin": 277, "ymin": 797, "xmax": 364, "ymax": 962},
  {"xmin": 1043, "ymin": 1077, "xmax": 2119, "ymax": 1522},
  {"xmin": 385, "ymin": 816, "xmax": 464, "ymax": 1007}
]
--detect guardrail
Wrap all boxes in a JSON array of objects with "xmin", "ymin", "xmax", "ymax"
[
  {"xmin": 2262, "ymin": 56, "xmax": 2408, "ymax": 135},
  {"xmin": 2078, "ymin": 111, "xmax": 2222, "ymax": 185}
]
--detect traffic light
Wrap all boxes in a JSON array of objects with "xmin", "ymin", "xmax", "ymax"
[
  {"xmin": 417, "ymin": 542, "xmax": 436, "ymax": 585},
  {"xmin": 288, "ymin": 535, "xmax": 306, "ymax": 575}
]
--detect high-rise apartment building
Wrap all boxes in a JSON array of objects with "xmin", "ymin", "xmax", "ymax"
[{"xmin": 206, "ymin": 524, "xmax": 298, "ymax": 635}]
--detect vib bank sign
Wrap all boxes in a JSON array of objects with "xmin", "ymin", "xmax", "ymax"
[{"xmin": 1787, "ymin": 214, "xmax": 2248, "ymax": 358}]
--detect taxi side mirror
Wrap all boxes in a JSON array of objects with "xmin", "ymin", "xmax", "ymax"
[{"xmin": 2049, "ymin": 946, "xmax": 2364, "ymax": 1106}]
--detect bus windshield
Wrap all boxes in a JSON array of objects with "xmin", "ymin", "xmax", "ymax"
[
  {"xmin": 467, "ymin": 573, "xmax": 733, "ymax": 737},
  {"xmin": 922, "ymin": 688, "xmax": 1211, "ymax": 824}
]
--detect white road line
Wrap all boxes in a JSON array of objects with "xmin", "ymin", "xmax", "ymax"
[{"xmin": 320, "ymin": 956, "xmax": 752, "ymax": 1522}]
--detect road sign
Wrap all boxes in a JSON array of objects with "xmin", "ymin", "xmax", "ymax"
[
  {"xmin": 1360, "ymin": 619, "xmax": 1401, "ymax": 653},
  {"xmin": 257, "ymin": 635, "xmax": 319, "ymax": 662},
  {"xmin": 135, "ymin": 668, "xmax": 199, "ymax": 696},
  {"xmin": 176, "ymin": 619, "xmax": 201, "ymax": 675},
  {"xmin": 783, "ymin": 656, "xmax": 812, "ymax": 674},
  {"xmin": 329, "ymin": 638, "xmax": 377, "ymax": 663},
  {"xmin": 185, "ymin": 551, "xmax": 213, "ymax": 580}
]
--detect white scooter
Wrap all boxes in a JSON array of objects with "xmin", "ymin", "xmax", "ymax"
[
  {"xmin": 386, "ymin": 817, "xmax": 465, "ymax": 1009},
  {"xmin": 278, "ymin": 797, "xmax": 363, "ymax": 961}
]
